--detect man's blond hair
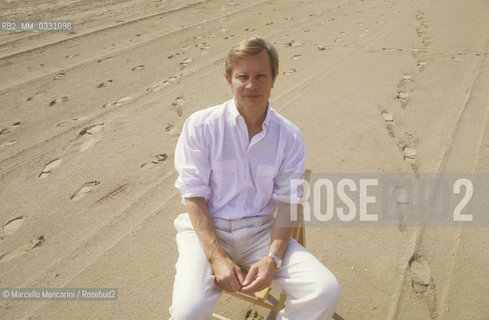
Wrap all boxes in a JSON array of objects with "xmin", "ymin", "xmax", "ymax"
[{"xmin": 225, "ymin": 36, "xmax": 279, "ymax": 80}]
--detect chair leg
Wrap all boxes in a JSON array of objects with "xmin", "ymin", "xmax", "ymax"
[
  {"xmin": 212, "ymin": 313, "xmax": 230, "ymax": 320},
  {"xmin": 274, "ymin": 293, "xmax": 286, "ymax": 319}
]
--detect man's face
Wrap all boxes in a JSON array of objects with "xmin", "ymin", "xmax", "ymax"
[{"xmin": 225, "ymin": 50, "xmax": 276, "ymax": 112}]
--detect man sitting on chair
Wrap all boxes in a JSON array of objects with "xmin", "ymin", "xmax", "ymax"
[{"xmin": 170, "ymin": 35, "xmax": 341, "ymax": 319}]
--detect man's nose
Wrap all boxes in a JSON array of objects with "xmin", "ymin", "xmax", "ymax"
[{"xmin": 245, "ymin": 78, "xmax": 258, "ymax": 89}]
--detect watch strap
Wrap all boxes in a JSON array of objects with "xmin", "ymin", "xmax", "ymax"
[{"xmin": 266, "ymin": 252, "xmax": 282, "ymax": 269}]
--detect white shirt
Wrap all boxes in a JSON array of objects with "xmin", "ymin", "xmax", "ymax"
[{"xmin": 174, "ymin": 99, "xmax": 305, "ymax": 219}]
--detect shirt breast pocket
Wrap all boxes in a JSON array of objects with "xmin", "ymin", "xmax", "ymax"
[
  {"xmin": 210, "ymin": 160, "xmax": 237, "ymax": 201},
  {"xmin": 254, "ymin": 164, "xmax": 278, "ymax": 209}
]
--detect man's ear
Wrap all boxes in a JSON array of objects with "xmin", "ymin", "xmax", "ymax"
[{"xmin": 225, "ymin": 73, "xmax": 232, "ymax": 86}]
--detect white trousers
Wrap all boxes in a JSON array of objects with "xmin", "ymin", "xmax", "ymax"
[{"xmin": 169, "ymin": 213, "xmax": 341, "ymax": 320}]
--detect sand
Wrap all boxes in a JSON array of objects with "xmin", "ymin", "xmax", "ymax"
[{"xmin": 1, "ymin": 0, "xmax": 489, "ymax": 319}]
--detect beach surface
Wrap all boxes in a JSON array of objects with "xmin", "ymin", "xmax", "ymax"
[{"xmin": 1, "ymin": 0, "xmax": 489, "ymax": 319}]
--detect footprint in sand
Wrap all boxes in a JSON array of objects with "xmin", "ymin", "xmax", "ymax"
[
  {"xmin": 96, "ymin": 79, "xmax": 113, "ymax": 88},
  {"xmin": 130, "ymin": 34, "xmax": 142, "ymax": 42},
  {"xmin": 0, "ymin": 122, "xmax": 21, "ymax": 135},
  {"xmin": 416, "ymin": 11, "xmax": 430, "ymax": 29},
  {"xmin": 0, "ymin": 235, "xmax": 45, "ymax": 264},
  {"xmin": 411, "ymin": 48, "xmax": 423, "ymax": 59},
  {"xmin": 167, "ymin": 75, "xmax": 179, "ymax": 83},
  {"xmin": 196, "ymin": 42, "xmax": 211, "ymax": 50},
  {"xmin": 70, "ymin": 181, "xmax": 100, "ymax": 201},
  {"xmin": 180, "ymin": 58, "xmax": 192, "ymax": 66},
  {"xmin": 79, "ymin": 123, "xmax": 104, "ymax": 152},
  {"xmin": 396, "ymin": 91, "xmax": 409, "ymax": 108},
  {"xmin": 3, "ymin": 216, "xmax": 24, "ymax": 235},
  {"xmin": 316, "ymin": 45, "xmax": 326, "ymax": 51},
  {"xmin": 65, "ymin": 53, "xmax": 79, "ymax": 59},
  {"xmin": 165, "ymin": 123, "xmax": 180, "ymax": 137},
  {"xmin": 102, "ymin": 96, "xmax": 131, "ymax": 108},
  {"xmin": 379, "ymin": 109, "xmax": 395, "ymax": 138},
  {"xmin": 97, "ymin": 57, "xmax": 112, "ymax": 63},
  {"xmin": 141, "ymin": 153, "xmax": 168, "ymax": 168},
  {"xmin": 283, "ymin": 68, "xmax": 297, "ymax": 75},
  {"xmin": 422, "ymin": 38, "xmax": 431, "ymax": 47},
  {"xmin": 403, "ymin": 145, "xmax": 417, "ymax": 160},
  {"xmin": 79, "ymin": 123, "xmax": 104, "ymax": 136},
  {"xmin": 168, "ymin": 52, "xmax": 182, "ymax": 59},
  {"xmin": 197, "ymin": 43, "xmax": 212, "ymax": 55},
  {"xmin": 381, "ymin": 110, "xmax": 394, "ymax": 122},
  {"xmin": 417, "ymin": 60, "xmax": 427, "ymax": 71},
  {"xmin": 414, "ymin": 49, "xmax": 427, "ymax": 59},
  {"xmin": 397, "ymin": 74, "xmax": 413, "ymax": 90},
  {"xmin": 409, "ymin": 255, "xmax": 432, "ymax": 293},
  {"xmin": 292, "ymin": 54, "xmax": 302, "ymax": 60},
  {"xmin": 0, "ymin": 140, "xmax": 17, "ymax": 148},
  {"xmin": 39, "ymin": 158, "xmax": 62, "ymax": 179},
  {"xmin": 171, "ymin": 96, "xmax": 185, "ymax": 117},
  {"xmin": 409, "ymin": 254, "xmax": 438, "ymax": 317},
  {"xmin": 53, "ymin": 72, "xmax": 65, "ymax": 80},
  {"xmin": 49, "ymin": 96, "xmax": 68, "ymax": 107},
  {"xmin": 403, "ymin": 74, "xmax": 414, "ymax": 81},
  {"xmin": 131, "ymin": 65, "xmax": 145, "ymax": 72},
  {"xmin": 286, "ymin": 40, "xmax": 304, "ymax": 47},
  {"xmin": 181, "ymin": 69, "xmax": 193, "ymax": 77},
  {"xmin": 394, "ymin": 187, "xmax": 410, "ymax": 204},
  {"xmin": 147, "ymin": 80, "xmax": 172, "ymax": 93},
  {"xmin": 27, "ymin": 91, "xmax": 45, "ymax": 101},
  {"xmin": 27, "ymin": 64, "xmax": 44, "ymax": 70}
]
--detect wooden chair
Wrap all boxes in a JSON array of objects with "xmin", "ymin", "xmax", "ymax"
[{"xmin": 212, "ymin": 170, "xmax": 311, "ymax": 320}]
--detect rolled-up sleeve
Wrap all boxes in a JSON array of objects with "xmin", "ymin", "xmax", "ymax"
[
  {"xmin": 273, "ymin": 130, "xmax": 306, "ymax": 204},
  {"xmin": 174, "ymin": 116, "xmax": 211, "ymax": 202}
]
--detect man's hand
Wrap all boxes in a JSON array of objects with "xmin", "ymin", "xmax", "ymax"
[
  {"xmin": 184, "ymin": 197, "xmax": 244, "ymax": 292},
  {"xmin": 240, "ymin": 256, "xmax": 276, "ymax": 294},
  {"xmin": 211, "ymin": 256, "xmax": 245, "ymax": 292}
]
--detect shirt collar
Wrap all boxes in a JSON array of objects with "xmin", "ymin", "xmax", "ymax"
[{"xmin": 228, "ymin": 98, "xmax": 272, "ymax": 130}]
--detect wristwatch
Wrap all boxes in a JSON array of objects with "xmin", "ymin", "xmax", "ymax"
[{"xmin": 266, "ymin": 252, "xmax": 282, "ymax": 270}]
